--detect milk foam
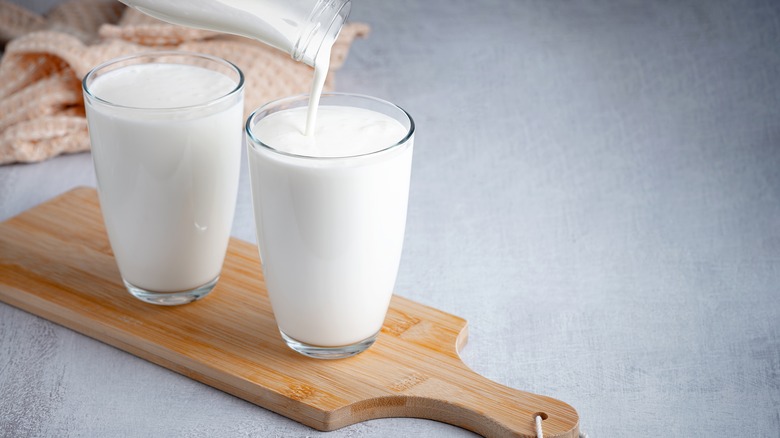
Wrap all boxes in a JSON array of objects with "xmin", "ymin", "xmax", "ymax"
[
  {"xmin": 254, "ymin": 105, "xmax": 408, "ymax": 157},
  {"xmin": 90, "ymin": 63, "xmax": 236, "ymax": 108}
]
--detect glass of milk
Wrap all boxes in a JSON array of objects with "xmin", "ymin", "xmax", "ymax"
[
  {"xmin": 83, "ymin": 51, "xmax": 245, "ymax": 306},
  {"xmin": 246, "ymin": 93, "xmax": 414, "ymax": 359}
]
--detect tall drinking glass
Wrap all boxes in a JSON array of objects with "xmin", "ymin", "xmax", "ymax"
[
  {"xmin": 83, "ymin": 51, "xmax": 245, "ymax": 305},
  {"xmin": 246, "ymin": 93, "xmax": 414, "ymax": 359}
]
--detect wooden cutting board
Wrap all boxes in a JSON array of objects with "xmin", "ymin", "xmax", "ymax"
[{"xmin": 0, "ymin": 187, "xmax": 579, "ymax": 437}]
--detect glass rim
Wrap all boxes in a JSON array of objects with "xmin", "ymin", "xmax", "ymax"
[
  {"xmin": 82, "ymin": 50, "xmax": 245, "ymax": 112},
  {"xmin": 245, "ymin": 92, "xmax": 415, "ymax": 160}
]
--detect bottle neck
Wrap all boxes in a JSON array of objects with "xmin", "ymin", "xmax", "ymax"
[{"xmin": 293, "ymin": 0, "xmax": 351, "ymax": 67}]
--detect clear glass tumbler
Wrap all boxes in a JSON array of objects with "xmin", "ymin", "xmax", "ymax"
[
  {"xmin": 246, "ymin": 93, "xmax": 415, "ymax": 359},
  {"xmin": 83, "ymin": 51, "xmax": 245, "ymax": 305}
]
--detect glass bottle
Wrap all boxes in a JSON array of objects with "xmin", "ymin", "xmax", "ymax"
[{"xmin": 118, "ymin": 0, "xmax": 351, "ymax": 66}]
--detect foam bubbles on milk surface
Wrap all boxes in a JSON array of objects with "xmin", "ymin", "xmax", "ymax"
[{"xmin": 255, "ymin": 106, "xmax": 407, "ymax": 157}]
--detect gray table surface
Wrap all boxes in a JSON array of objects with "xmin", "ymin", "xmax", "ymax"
[{"xmin": 2, "ymin": 1, "xmax": 779, "ymax": 437}]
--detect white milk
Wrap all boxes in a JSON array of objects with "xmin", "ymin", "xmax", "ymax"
[
  {"xmin": 118, "ymin": 0, "xmax": 324, "ymax": 57},
  {"xmin": 305, "ymin": 47, "xmax": 330, "ymax": 136},
  {"xmin": 248, "ymin": 105, "xmax": 413, "ymax": 347},
  {"xmin": 86, "ymin": 63, "xmax": 243, "ymax": 292}
]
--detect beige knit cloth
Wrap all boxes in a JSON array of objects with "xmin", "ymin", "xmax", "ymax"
[{"xmin": 0, "ymin": 0, "xmax": 369, "ymax": 164}]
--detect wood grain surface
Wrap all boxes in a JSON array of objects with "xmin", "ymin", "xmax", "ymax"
[{"xmin": 0, "ymin": 187, "xmax": 579, "ymax": 438}]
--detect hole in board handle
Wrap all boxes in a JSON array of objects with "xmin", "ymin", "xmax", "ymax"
[{"xmin": 533, "ymin": 412, "xmax": 548, "ymax": 420}]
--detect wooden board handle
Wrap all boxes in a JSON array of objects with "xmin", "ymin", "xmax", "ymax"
[
  {"xmin": 418, "ymin": 367, "xmax": 579, "ymax": 437},
  {"xmin": 338, "ymin": 360, "xmax": 579, "ymax": 437},
  {"xmin": 319, "ymin": 317, "xmax": 579, "ymax": 437}
]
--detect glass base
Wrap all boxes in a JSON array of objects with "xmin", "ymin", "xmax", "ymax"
[
  {"xmin": 123, "ymin": 276, "xmax": 218, "ymax": 306},
  {"xmin": 279, "ymin": 330, "xmax": 379, "ymax": 360}
]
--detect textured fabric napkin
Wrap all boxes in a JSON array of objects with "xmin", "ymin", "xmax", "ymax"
[{"xmin": 0, "ymin": 0, "xmax": 369, "ymax": 164}]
